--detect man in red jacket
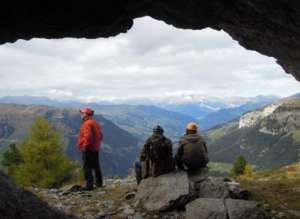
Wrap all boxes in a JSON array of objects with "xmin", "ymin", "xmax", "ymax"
[{"xmin": 77, "ymin": 108, "xmax": 103, "ymax": 190}]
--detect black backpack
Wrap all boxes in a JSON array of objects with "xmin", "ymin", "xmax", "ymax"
[{"xmin": 149, "ymin": 136, "xmax": 170, "ymax": 162}]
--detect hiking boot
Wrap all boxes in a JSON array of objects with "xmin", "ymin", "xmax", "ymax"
[
  {"xmin": 96, "ymin": 183, "xmax": 104, "ymax": 189},
  {"xmin": 81, "ymin": 186, "xmax": 93, "ymax": 191}
]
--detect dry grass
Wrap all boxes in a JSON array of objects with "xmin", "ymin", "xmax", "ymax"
[{"xmin": 238, "ymin": 163, "xmax": 300, "ymax": 218}]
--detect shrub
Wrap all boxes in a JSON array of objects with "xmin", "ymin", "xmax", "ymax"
[
  {"xmin": 244, "ymin": 163, "xmax": 253, "ymax": 177},
  {"xmin": 243, "ymin": 164, "xmax": 254, "ymax": 178}
]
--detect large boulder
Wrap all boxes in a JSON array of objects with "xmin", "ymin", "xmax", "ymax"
[
  {"xmin": 135, "ymin": 171, "xmax": 193, "ymax": 212},
  {"xmin": 195, "ymin": 177, "xmax": 230, "ymax": 199},
  {"xmin": 225, "ymin": 199, "xmax": 267, "ymax": 219},
  {"xmin": 186, "ymin": 198, "xmax": 227, "ymax": 219},
  {"xmin": 0, "ymin": 171, "xmax": 76, "ymax": 219}
]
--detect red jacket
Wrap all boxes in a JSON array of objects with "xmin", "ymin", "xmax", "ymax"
[{"xmin": 77, "ymin": 117, "xmax": 103, "ymax": 152}]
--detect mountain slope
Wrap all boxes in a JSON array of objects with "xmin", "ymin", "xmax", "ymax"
[
  {"xmin": 161, "ymin": 103, "xmax": 215, "ymax": 120},
  {"xmin": 94, "ymin": 105, "xmax": 198, "ymax": 141},
  {"xmin": 0, "ymin": 104, "xmax": 139, "ymax": 176},
  {"xmin": 199, "ymin": 100, "xmax": 276, "ymax": 130},
  {"xmin": 205, "ymin": 98, "xmax": 300, "ymax": 169}
]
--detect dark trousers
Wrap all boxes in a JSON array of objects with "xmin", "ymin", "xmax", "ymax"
[
  {"xmin": 82, "ymin": 151, "xmax": 103, "ymax": 189},
  {"xmin": 175, "ymin": 154, "xmax": 185, "ymax": 170},
  {"xmin": 134, "ymin": 161, "xmax": 142, "ymax": 184},
  {"xmin": 175, "ymin": 154, "xmax": 208, "ymax": 171}
]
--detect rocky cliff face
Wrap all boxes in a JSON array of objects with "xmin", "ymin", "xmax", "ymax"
[
  {"xmin": 1, "ymin": 1, "xmax": 300, "ymax": 80},
  {"xmin": 206, "ymin": 97, "xmax": 300, "ymax": 169},
  {"xmin": 239, "ymin": 103, "xmax": 282, "ymax": 130},
  {"xmin": 239, "ymin": 99, "xmax": 300, "ymax": 137}
]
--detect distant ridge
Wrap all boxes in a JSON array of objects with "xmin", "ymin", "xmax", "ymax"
[{"xmin": 0, "ymin": 96, "xmax": 201, "ymax": 140}]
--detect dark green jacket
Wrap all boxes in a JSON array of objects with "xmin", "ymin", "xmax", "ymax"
[
  {"xmin": 177, "ymin": 133, "xmax": 209, "ymax": 170},
  {"xmin": 140, "ymin": 133, "xmax": 174, "ymax": 178}
]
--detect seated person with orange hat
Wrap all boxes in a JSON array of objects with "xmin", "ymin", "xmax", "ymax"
[{"xmin": 175, "ymin": 122, "xmax": 209, "ymax": 171}]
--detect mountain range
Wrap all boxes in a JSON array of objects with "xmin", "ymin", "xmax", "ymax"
[
  {"xmin": 1, "ymin": 94, "xmax": 298, "ymax": 172},
  {"xmin": 0, "ymin": 94, "xmax": 279, "ymax": 131},
  {"xmin": 0, "ymin": 96, "xmax": 204, "ymax": 140}
]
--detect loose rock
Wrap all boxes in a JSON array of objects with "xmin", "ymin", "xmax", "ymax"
[
  {"xmin": 125, "ymin": 192, "xmax": 136, "ymax": 200},
  {"xmin": 225, "ymin": 181, "xmax": 249, "ymax": 199}
]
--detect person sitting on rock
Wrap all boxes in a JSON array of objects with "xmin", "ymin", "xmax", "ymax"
[
  {"xmin": 139, "ymin": 125, "xmax": 174, "ymax": 179},
  {"xmin": 175, "ymin": 122, "xmax": 209, "ymax": 172}
]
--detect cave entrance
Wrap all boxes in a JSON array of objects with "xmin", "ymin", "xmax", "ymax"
[{"xmin": 0, "ymin": 16, "xmax": 299, "ymax": 103}]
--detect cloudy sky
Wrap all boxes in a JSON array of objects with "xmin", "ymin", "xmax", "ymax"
[{"xmin": 0, "ymin": 16, "xmax": 299, "ymax": 102}]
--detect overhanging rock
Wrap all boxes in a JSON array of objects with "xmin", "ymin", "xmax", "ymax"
[{"xmin": 1, "ymin": 1, "xmax": 300, "ymax": 79}]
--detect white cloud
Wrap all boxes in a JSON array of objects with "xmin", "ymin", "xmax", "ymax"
[{"xmin": 0, "ymin": 16, "xmax": 299, "ymax": 101}]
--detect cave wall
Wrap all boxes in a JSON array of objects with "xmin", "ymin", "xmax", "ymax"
[
  {"xmin": 0, "ymin": 171, "xmax": 76, "ymax": 219},
  {"xmin": 1, "ymin": 1, "xmax": 300, "ymax": 80}
]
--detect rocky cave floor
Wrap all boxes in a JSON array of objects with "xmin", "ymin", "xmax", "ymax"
[
  {"xmin": 31, "ymin": 176, "xmax": 184, "ymax": 219},
  {"xmin": 30, "ymin": 171, "xmax": 294, "ymax": 219}
]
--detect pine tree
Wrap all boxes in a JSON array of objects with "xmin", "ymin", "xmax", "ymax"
[
  {"xmin": 1, "ymin": 143, "xmax": 23, "ymax": 176},
  {"xmin": 231, "ymin": 155, "xmax": 247, "ymax": 176},
  {"xmin": 14, "ymin": 117, "xmax": 75, "ymax": 188}
]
